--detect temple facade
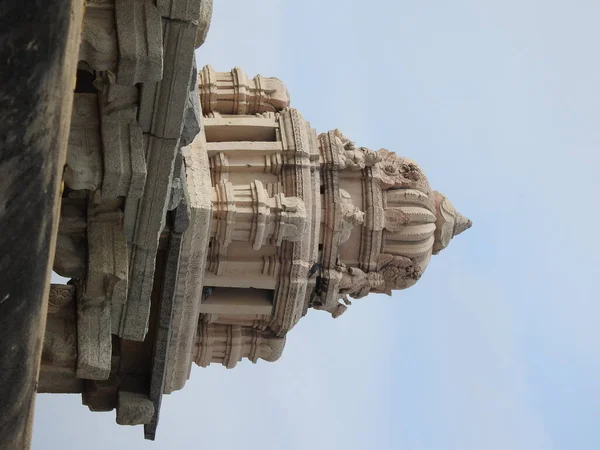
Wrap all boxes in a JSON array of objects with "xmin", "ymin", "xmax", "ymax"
[{"xmin": 39, "ymin": 0, "xmax": 471, "ymax": 441}]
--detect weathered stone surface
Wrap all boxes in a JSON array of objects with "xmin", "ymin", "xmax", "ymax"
[
  {"xmin": 167, "ymin": 152, "xmax": 186, "ymax": 211},
  {"xmin": 97, "ymin": 76, "xmax": 147, "ymax": 200},
  {"xmin": 199, "ymin": 65, "xmax": 290, "ymax": 115},
  {"xmin": 79, "ymin": 2, "xmax": 117, "ymax": 72},
  {"xmin": 42, "ymin": 285, "xmax": 78, "ymax": 369},
  {"xmin": 180, "ymin": 86, "xmax": 202, "ymax": 147},
  {"xmin": 76, "ymin": 291, "xmax": 112, "ymax": 380},
  {"xmin": 138, "ymin": 19, "xmax": 197, "ymax": 139},
  {"xmin": 115, "ymin": 0, "xmax": 164, "ymax": 85},
  {"xmin": 54, "ymin": 194, "xmax": 88, "ymax": 278},
  {"xmin": 116, "ymin": 392, "xmax": 155, "ymax": 426},
  {"xmin": 157, "ymin": 0, "xmax": 200, "ymax": 21},
  {"xmin": 0, "ymin": 0, "xmax": 85, "ymax": 443},
  {"xmin": 196, "ymin": 0, "xmax": 213, "ymax": 48},
  {"xmin": 38, "ymin": 285, "xmax": 82, "ymax": 394},
  {"xmin": 120, "ymin": 135, "xmax": 178, "ymax": 341},
  {"xmin": 82, "ymin": 377, "xmax": 118, "ymax": 412},
  {"xmin": 165, "ymin": 133, "xmax": 212, "ymax": 393},
  {"xmin": 65, "ymin": 93, "xmax": 103, "ymax": 191},
  {"xmin": 144, "ymin": 201, "xmax": 188, "ymax": 440},
  {"xmin": 77, "ymin": 205, "xmax": 128, "ymax": 379}
]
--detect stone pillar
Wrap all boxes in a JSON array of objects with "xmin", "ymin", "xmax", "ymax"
[
  {"xmin": 195, "ymin": 324, "xmax": 285, "ymax": 369},
  {"xmin": 211, "ymin": 180, "xmax": 309, "ymax": 251},
  {"xmin": 199, "ymin": 65, "xmax": 290, "ymax": 115}
]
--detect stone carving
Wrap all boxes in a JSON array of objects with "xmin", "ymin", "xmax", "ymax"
[
  {"xmin": 255, "ymin": 111, "xmax": 280, "ymax": 119},
  {"xmin": 54, "ymin": 193, "xmax": 88, "ymax": 278},
  {"xmin": 79, "ymin": 3, "xmax": 118, "ymax": 72},
  {"xmin": 42, "ymin": 285, "xmax": 77, "ymax": 369},
  {"xmin": 199, "ymin": 65, "xmax": 291, "ymax": 115},
  {"xmin": 94, "ymin": 72, "xmax": 146, "ymax": 201},
  {"xmin": 337, "ymin": 263, "xmax": 385, "ymax": 299},
  {"xmin": 277, "ymin": 195, "xmax": 310, "ymax": 245},
  {"xmin": 373, "ymin": 148, "xmax": 428, "ymax": 191},
  {"xmin": 376, "ymin": 254, "xmax": 423, "ymax": 294},
  {"xmin": 384, "ymin": 204, "xmax": 436, "ymax": 232},
  {"xmin": 312, "ymin": 295, "xmax": 352, "ymax": 319},
  {"xmin": 339, "ymin": 189, "xmax": 364, "ymax": 243},
  {"xmin": 65, "ymin": 93, "xmax": 103, "ymax": 192},
  {"xmin": 116, "ymin": 391, "xmax": 155, "ymax": 426},
  {"xmin": 432, "ymin": 191, "xmax": 473, "ymax": 254},
  {"xmin": 212, "ymin": 180, "xmax": 309, "ymax": 251},
  {"xmin": 333, "ymin": 129, "xmax": 381, "ymax": 171},
  {"xmin": 195, "ymin": 324, "xmax": 286, "ymax": 368},
  {"xmin": 115, "ymin": 0, "xmax": 163, "ymax": 85}
]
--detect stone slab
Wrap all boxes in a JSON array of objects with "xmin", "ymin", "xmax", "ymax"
[
  {"xmin": 120, "ymin": 135, "xmax": 178, "ymax": 341},
  {"xmin": 164, "ymin": 133, "xmax": 212, "ymax": 393},
  {"xmin": 144, "ymin": 203, "xmax": 188, "ymax": 440},
  {"xmin": 138, "ymin": 18, "xmax": 197, "ymax": 139}
]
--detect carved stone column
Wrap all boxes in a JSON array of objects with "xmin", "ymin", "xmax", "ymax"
[
  {"xmin": 211, "ymin": 179, "xmax": 309, "ymax": 252},
  {"xmin": 195, "ymin": 324, "xmax": 285, "ymax": 369},
  {"xmin": 199, "ymin": 65, "xmax": 290, "ymax": 115}
]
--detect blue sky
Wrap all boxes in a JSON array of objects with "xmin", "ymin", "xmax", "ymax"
[{"xmin": 34, "ymin": 1, "xmax": 600, "ymax": 449}]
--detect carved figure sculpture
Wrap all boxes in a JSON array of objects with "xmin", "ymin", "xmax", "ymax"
[
  {"xmin": 338, "ymin": 265, "xmax": 385, "ymax": 299},
  {"xmin": 339, "ymin": 189, "xmax": 364, "ymax": 243},
  {"xmin": 333, "ymin": 129, "xmax": 381, "ymax": 170}
]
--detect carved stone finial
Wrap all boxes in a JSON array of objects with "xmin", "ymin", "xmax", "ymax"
[
  {"xmin": 453, "ymin": 212, "xmax": 472, "ymax": 237},
  {"xmin": 432, "ymin": 191, "xmax": 472, "ymax": 255}
]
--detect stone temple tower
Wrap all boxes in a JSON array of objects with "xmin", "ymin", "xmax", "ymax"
[{"xmin": 42, "ymin": 66, "xmax": 471, "ymax": 439}]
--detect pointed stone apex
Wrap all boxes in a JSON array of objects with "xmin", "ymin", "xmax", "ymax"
[{"xmin": 453, "ymin": 212, "xmax": 472, "ymax": 237}]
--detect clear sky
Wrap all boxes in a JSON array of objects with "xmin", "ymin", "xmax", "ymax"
[{"xmin": 33, "ymin": 1, "xmax": 600, "ymax": 449}]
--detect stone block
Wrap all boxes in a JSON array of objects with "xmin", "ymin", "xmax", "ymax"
[
  {"xmin": 65, "ymin": 93, "xmax": 103, "ymax": 191},
  {"xmin": 124, "ymin": 196, "xmax": 140, "ymax": 243},
  {"xmin": 119, "ymin": 135, "xmax": 178, "ymax": 341},
  {"xmin": 79, "ymin": 3, "xmax": 117, "ymax": 72},
  {"xmin": 116, "ymin": 391, "xmax": 155, "ymax": 426},
  {"xmin": 196, "ymin": 0, "xmax": 213, "ymax": 48},
  {"xmin": 54, "ymin": 195, "xmax": 87, "ymax": 278},
  {"xmin": 144, "ymin": 206, "xmax": 187, "ymax": 440},
  {"xmin": 165, "ymin": 133, "xmax": 212, "ymax": 393},
  {"xmin": 180, "ymin": 85, "xmax": 202, "ymax": 147},
  {"xmin": 100, "ymin": 121, "xmax": 145, "ymax": 199},
  {"xmin": 76, "ymin": 292, "xmax": 112, "ymax": 380},
  {"xmin": 82, "ymin": 378, "xmax": 118, "ymax": 412},
  {"xmin": 157, "ymin": 0, "xmax": 201, "ymax": 21},
  {"xmin": 96, "ymin": 74, "xmax": 147, "ymax": 201},
  {"xmin": 81, "ymin": 208, "xmax": 128, "ymax": 370},
  {"xmin": 115, "ymin": 0, "xmax": 163, "ymax": 85},
  {"xmin": 138, "ymin": 18, "xmax": 197, "ymax": 139}
]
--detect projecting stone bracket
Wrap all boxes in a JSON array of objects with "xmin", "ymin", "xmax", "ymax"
[
  {"xmin": 120, "ymin": 135, "xmax": 178, "ymax": 341},
  {"xmin": 96, "ymin": 75, "xmax": 147, "ymax": 201},
  {"xmin": 76, "ymin": 291, "xmax": 112, "ymax": 380},
  {"xmin": 77, "ymin": 204, "xmax": 128, "ymax": 380},
  {"xmin": 79, "ymin": 2, "xmax": 118, "ymax": 73},
  {"xmin": 65, "ymin": 93, "xmax": 103, "ymax": 192},
  {"xmin": 115, "ymin": 0, "xmax": 164, "ymax": 85},
  {"xmin": 116, "ymin": 391, "xmax": 155, "ymax": 426}
]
